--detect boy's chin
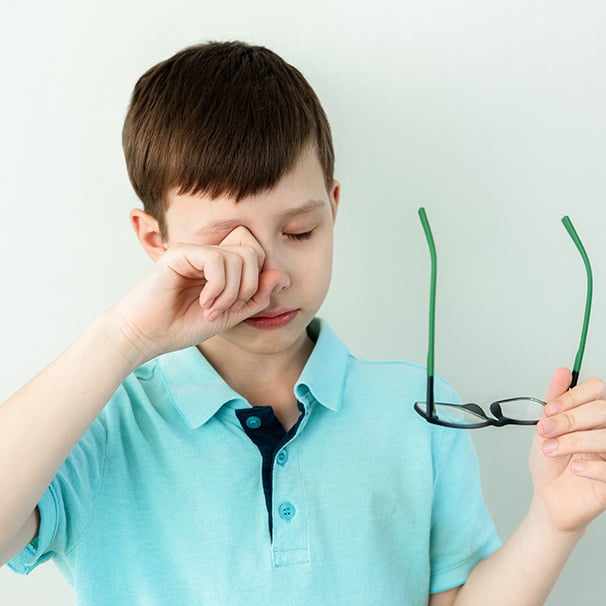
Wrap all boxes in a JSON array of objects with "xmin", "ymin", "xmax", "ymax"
[{"xmin": 222, "ymin": 315, "xmax": 313, "ymax": 351}]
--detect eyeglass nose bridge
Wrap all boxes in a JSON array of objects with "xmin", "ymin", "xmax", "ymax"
[
  {"xmin": 460, "ymin": 402, "xmax": 485, "ymax": 417},
  {"xmin": 414, "ymin": 400, "xmax": 494, "ymax": 429},
  {"xmin": 455, "ymin": 402, "xmax": 509, "ymax": 427}
]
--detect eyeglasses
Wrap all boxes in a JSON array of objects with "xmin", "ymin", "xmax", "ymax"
[{"xmin": 414, "ymin": 208, "xmax": 593, "ymax": 429}]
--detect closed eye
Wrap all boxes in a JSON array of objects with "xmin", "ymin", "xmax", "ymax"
[{"xmin": 285, "ymin": 231, "xmax": 313, "ymax": 241}]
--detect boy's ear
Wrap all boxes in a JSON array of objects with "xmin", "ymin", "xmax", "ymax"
[
  {"xmin": 330, "ymin": 179, "xmax": 340, "ymax": 220},
  {"xmin": 129, "ymin": 209, "xmax": 167, "ymax": 260}
]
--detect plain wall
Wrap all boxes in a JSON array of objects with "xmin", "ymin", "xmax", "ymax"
[{"xmin": 1, "ymin": 1, "xmax": 605, "ymax": 604}]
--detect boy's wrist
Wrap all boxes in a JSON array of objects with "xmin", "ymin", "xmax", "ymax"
[
  {"xmin": 528, "ymin": 493, "xmax": 587, "ymax": 545},
  {"xmin": 97, "ymin": 308, "xmax": 154, "ymax": 372}
]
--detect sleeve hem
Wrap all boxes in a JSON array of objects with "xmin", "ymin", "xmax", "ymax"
[
  {"xmin": 430, "ymin": 533, "xmax": 502, "ymax": 594},
  {"xmin": 6, "ymin": 485, "xmax": 60, "ymax": 575}
]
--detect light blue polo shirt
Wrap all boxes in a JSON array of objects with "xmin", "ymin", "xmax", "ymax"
[{"xmin": 9, "ymin": 318, "xmax": 500, "ymax": 605}]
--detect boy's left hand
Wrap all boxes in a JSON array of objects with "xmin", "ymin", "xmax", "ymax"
[{"xmin": 531, "ymin": 368, "xmax": 606, "ymax": 534}]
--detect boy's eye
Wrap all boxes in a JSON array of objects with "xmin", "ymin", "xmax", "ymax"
[{"xmin": 285, "ymin": 231, "xmax": 313, "ymax": 241}]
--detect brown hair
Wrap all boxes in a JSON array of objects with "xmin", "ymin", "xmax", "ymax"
[{"xmin": 122, "ymin": 41, "xmax": 335, "ymax": 237}]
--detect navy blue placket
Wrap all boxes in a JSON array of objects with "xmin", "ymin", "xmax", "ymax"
[{"xmin": 236, "ymin": 404, "xmax": 305, "ymax": 537}]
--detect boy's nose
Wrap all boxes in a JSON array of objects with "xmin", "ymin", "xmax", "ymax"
[
  {"xmin": 261, "ymin": 249, "xmax": 291, "ymax": 292},
  {"xmin": 273, "ymin": 270, "xmax": 291, "ymax": 292}
]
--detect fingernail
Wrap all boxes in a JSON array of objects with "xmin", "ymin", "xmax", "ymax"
[
  {"xmin": 571, "ymin": 460, "xmax": 586, "ymax": 475},
  {"xmin": 231, "ymin": 301, "xmax": 245, "ymax": 312},
  {"xmin": 538, "ymin": 418, "xmax": 555, "ymax": 436},
  {"xmin": 545, "ymin": 402, "xmax": 560, "ymax": 416},
  {"xmin": 208, "ymin": 310, "xmax": 223, "ymax": 322},
  {"xmin": 542, "ymin": 439, "xmax": 558, "ymax": 455}
]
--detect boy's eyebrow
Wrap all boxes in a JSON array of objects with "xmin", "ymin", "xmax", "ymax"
[
  {"xmin": 196, "ymin": 199, "xmax": 326, "ymax": 237},
  {"xmin": 281, "ymin": 198, "xmax": 326, "ymax": 218},
  {"xmin": 196, "ymin": 219, "xmax": 243, "ymax": 238}
]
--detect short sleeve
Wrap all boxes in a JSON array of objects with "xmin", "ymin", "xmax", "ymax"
[
  {"xmin": 428, "ymin": 381, "xmax": 502, "ymax": 593},
  {"xmin": 7, "ymin": 419, "xmax": 108, "ymax": 575}
]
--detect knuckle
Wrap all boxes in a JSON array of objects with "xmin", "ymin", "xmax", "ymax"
[
  {"xmin": 587, "ymin": 376, "xmax": 606, "ymax": 395},
  {"xmin": 226, "ymin": 252, "xmax": 243, "ymax": 271},
  {"xmin": 237, "ymin": 235, "xmax": 265, "ymax": 262},
  {"xmin": 561, "ymin": 411, "xmax": 577, "ymax": 431},
  {"xmin": 202, "ymin": 278, "xmax": 223, "ymax": 296},
  {"xmin": 206, "ymin": 248, "xmax": 224, "ymax": 266},
  {"xmin": 563, "ymin": 434, "xmax": 579, "ymax": 453},
  {"xmin": 230, "ymin": 225, "xmax": 248, "ymax": 236},
  {"xmin": 240, "ymin": 244, "xmax": 260, "ymax": 264},
  {"xmin": 221, "ymin": 225, "xmax": 247, "ymax": 243},
  {"xmin": 239, "ymin": 281, "xmax": 259, "ymax": 301},
  {"xmin": 252, "ymin": 245, "xmax": 265, "ymax": 268},
  {"xmin": 222, "ymin": 280, "xmax": 242, "ymax": 300},
  {"xmin": 556, "ymin": 390, "xmax": 576, "ymax": 410},
  {"xmin": 240, "ymin": 268, "xmax": 260, "ymax": 295}
]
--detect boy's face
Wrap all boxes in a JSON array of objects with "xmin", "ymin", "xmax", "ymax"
[{"xmin": 159, "ymin": 147, "xmax": 339, "ymax": 359}]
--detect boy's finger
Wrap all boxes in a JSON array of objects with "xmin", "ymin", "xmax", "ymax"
[
  {"xmin": 220, "ymin": 225, "xmax": 266, "ymax": 269},
  {"xmin": 548, "ymin": 377, "xmax": 606, "ymax": 415},
  {"xmin": 197, "ymin": 251, "xmax": 227, "ymax": 308},
  {"xmin": 543, "ymin": 367, "xmax": 573, "ymax": 405},
  {"xmin": 569, "ymin": 457, "xmax": 606, "ymax": 482},
  {"xmin": 234, "ymin": 248, "xmax": 260, "ymax": 303},
  {"xmin": 238, "ymin": 269, "xmax": 282, "ymax": 316},
  {"xmin": 204, "ymin": 269, "xmax": 282, "ymax": 328},
  {"xmin": 541, "ymin": 428, "xmax": 606, "ymax": 458},
  {"xmin": 206, "ymin": 252, "xmax": 244, "ymax": 312},
  {"xmin": 538, "ymin": 399, "xmax": 606, "ymax": 438}
]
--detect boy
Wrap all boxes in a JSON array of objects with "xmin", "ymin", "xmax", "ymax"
[{"xmin": 1, "ymin": 40, "xmax": 606, "ymax": 605}]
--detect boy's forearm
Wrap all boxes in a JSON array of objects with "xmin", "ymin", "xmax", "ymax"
[
  {"xmin": 453, "ymin": 497, "xmax": 583, "ymax": 606},
  {"xmin": 0, "ymin": 309, "xmax": 143, "ymax": 552}
]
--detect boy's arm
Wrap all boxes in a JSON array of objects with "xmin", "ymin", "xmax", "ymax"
[
  {"xmin": 430, "ymin": 498, "xmax": 582, "ymax": 606},
  {"xmin": 0, "ymin": 233, "xmax": 281, "ymax": 564},
  {"xmin": 0, "ymin": 310, "xmax": 138, "ymax": 565},
  {"xmin": 430, "ymin": 370, "xmax": 606, "ymax": 606},
  {"xmin": 0, "ymin": 503, "xmax": 39, "ymax": 565}
]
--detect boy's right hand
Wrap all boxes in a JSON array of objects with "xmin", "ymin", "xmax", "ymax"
[{"xmin": 108, "ymin": 226, "xmax": 282, "ymax": 365}]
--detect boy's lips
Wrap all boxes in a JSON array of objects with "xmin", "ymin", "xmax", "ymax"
[{"xmin": 244, "ymin": 309, "xmax": 299, "ymax": 329}]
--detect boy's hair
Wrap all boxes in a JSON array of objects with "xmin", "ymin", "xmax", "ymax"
[{"xmin": 122, "ymin": 41, "xmax": 335, "ymax": 238}]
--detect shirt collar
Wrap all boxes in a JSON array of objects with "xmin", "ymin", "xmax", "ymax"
[
  {"xmin": 156, "ymin": 317, "xmax": 349, "ymax": 429},
  {"xmin": 156, "ymin": 346, "xmax": 246, "ymax": 429},
  {"xmin": 295, "ymin": 318, "xmax": 348, "ymax": 413}
]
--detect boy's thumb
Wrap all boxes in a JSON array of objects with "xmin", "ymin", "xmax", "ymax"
[
  {"xmin": 543, "ymin": 367, "xmax": 573, "ymax": 403},
  {"xmin": 243, "ymin": 269, "xmax": 283, "ymax": 314}
]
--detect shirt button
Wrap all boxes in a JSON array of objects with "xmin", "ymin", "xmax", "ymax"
[
  {"xmin": 278, "ymin": 502, "xmax": 296, "ymax": 522},
  {"xmin": 276, "ymin": 449, "xmax": 289, "ymax": 466},
  {"xmin": 245, "ymin": 416, "xmax": 261, "ymax": 429}
]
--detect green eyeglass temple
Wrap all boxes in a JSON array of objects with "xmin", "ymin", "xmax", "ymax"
[
  {"xmin": 561, "ymin": 216, "xmax": 593, "ymax": 388},
  {"xmin": 418, "ymin": 208, "xmax": 593, "ymax": 416}
]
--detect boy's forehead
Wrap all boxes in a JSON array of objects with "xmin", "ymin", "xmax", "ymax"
[
  {"xmin": 165, "ymin": 190, "xmax": 328, "ymax": 220},
  {"xmin": 164, "ymin": 147, "xmax": 332, "ymax": 232}
]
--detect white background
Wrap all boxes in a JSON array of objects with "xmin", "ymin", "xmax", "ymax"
[{"xmin": 1, "ymin": 1, "xmax": 605, "ymax": 604}]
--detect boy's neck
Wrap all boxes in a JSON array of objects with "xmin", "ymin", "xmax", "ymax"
[{"xmin": 197, "ymin": 331, "xmax": 315, "ymax": 430}]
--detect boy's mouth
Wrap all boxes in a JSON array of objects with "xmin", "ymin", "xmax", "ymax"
[{"xmin": 244, "ymin": 309, "xmax": 299, "ymax": 329}]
